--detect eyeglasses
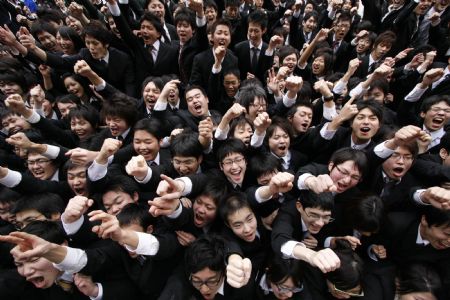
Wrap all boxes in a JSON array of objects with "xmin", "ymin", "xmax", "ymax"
[
  {"xmin": 276, "ymin": 283, "xmax": 303, "ymax": 294},
  {"xmin": 222, "ymin": 156, "xmax": 245, "ymax": 167},
  {"xmin": 430, "ymin": 107, "xmax": 450, "ymax": 114},
  {"xmin": 190, "ymin": 273, "xmax": 223, "ymax": 289},
  {"xmin": 335, "ymin": 165, "xmax": 361, "ymax": 182},
  {"xmin": 304, "ymin": 210, "xmax": 334, "ymax": 223},
  {"xmin": 26, "ymin": 158, "xmax": 51, "ymax": 166},
  {"xmin": 332, "ymin": 284, "xmax": 364, "ymax": 297},
  {"xmin": 390, "ymin": 152, "xmax": 413, "ymax": 162},
  {"xmin": 250, "ymin": 102, "xmax": 267, "ymax": 109}
]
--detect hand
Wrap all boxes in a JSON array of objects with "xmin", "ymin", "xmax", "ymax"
[
  {"xmin": 348, "ymin": 58, "xmax": 361, "ymax": 73},
  {"xmin": 74, "ymin": 60, "xmax": 96, "ymax": 78},
  {"xmin": 372, "ymin": 64, "xmax": 393, "ymax": 79},
  {"xmin": 392, "ymin": 125, "xmax": 424, "ymax": 148},
  {"xmin": 428, "ymin": 12, "xmax": 441, "ymax": 23},
  {"xmin": 422, "ymin": 68, "xmax": 445, "ymax": 87},
  {"xmin": 336, "ymin": 96, "xmax": 358, "ymax": 122},
  {"xmin": 409, "ymin": 53, "xmax": 424, "ymax": 69},
  {"xmin": 285, "ymin": 76, "xmax": 303, "ymax": 94},
  {"xmin": 224, "ymin": 103, "xmax": 246, "ymax": 121},
  {"xmin": 5, "ymin": 132, "xmax": 33, "ymax": 150},
  {"xmin": 394, "ymin": 48, "xmax": 413, "ymax": 62},
  {"xmin": 160, "ymin": 79, "xmax": 180, "ymax": 101},
  {"xmin": 63, "ymin": 196, "xmax": 94, "ymax": 224},
  {"xmin": 226, "ymin": 254, "xmax": 252, "ymax": 288},
  {"xmin": 356, "ymin": 30, "xmax": 368, "ymax": 39},
  {"xmin": 98, "ymin": 138, "xmax": 122, "ymax": 161},
  {"xmin": 303, "ymin": 234, "xmax": 318, "ymax": 249},
  {"xmin": 339, "ymin": 236, "xmax": 361, "ymax": 250},
  {"xmin": 169, "ymin": 128, "xmax": 184, "ymax": 143},
  {"xmin": 307, "ymin": 248, "xmax": 340, "ymax": 273},
  {"xmin": 371, "ymin": 244, "xmax": 386, "ymax": 259},
  {"xmin": 417, "ymin": 132, "xmax": 432, "ymax": 154},
  {"xmin": 188, "ymin": 0, "xmax": 204, "ymax": 16},
  {"xmin": 74, "ymin": 274, "xmax": 99, "ymax": 298},
  {"xmin": 38, "ymin": 64, "xmax": 52, "ymax": 77},
  {"xmin": 294, "ymin": 0, "xmax": 303, "ymax": 11},
  {"xmin": 313, "ymin": 79, "xmax": 332, "ymax": 95},
  {"xmin": 180, "ymin": 197, "xmax": 192, "ymax": 208},
  {"xmin": 268, "ymin": 172, "xmax": 294, "ymax": 194},
  {"xmin": 88, "ymin": 210, "xmax": 124, "ymax": 241},
  {"xmin": 0, "ymin": 24, "xmax": 18, "ymax": 46},
  {"xmin": 0, "ymin": 231, "xmax": 54, "ymax": 261},
  {"xmin": 175, "ymin": 230, "xmax": 196, "ymax": 246},
  {"xmin": 421, "ymin": 187, "xmax": 450, "ymax": 210},
  {"xmin": 68, "ymin": 2, "xmax": 84, "ymax": 18},
  {"xmin": 156, "ymin": 174, "xmax": 185, "ymax": 196},
  {"xmin": 305, "ymin": 174, "xmax": 337, "ymax": 193},
  {"xmin": 314, "ymin": 28, "xmax": 330, "ymax": 43},
  {"xmin": 5, "ymin": 94, "xmax": 27, "ymax": 115},
  {"xmin": 266, "ymin": 68, "xmax": 280, "ymax": 93},
  {"xmin": 268, "ymin": 35, "xmax": 283, "ymax": 50},
  {"xmin": 276, "ymin": 66, "xmax": 289, "ymax": 80},
  {"xmin": 29, "ymin": 85, "xmax": 46, "ymax": 108},
  {"xmin": 331, "ymin": 0, "xmax": 343, "ymax": 11},
  {"xmin": 246, "ymin": 72, "xmax": 255, "ymax": 80},
  {"xmin": 198, "ymin": 117, "xmax": 213, "ymax": 149},
  {"xmin": 424, "ymin": 50, "xmax": 437, "ymax": 65},
  {"xmin": 214, "ymin": 45, "xmax": 226, "ymax": 63},
  {"xmin": 125, "ymin": 155, "xmax": 149, "ymax": 180},
  {"xmin": 65, "ymin": 148, "xmax": 98, "ymax": 166},
  {"xmin": 253, "ymin": 112, "xmax": 272, "ymax": 134},
  {"xmin": 148, "ymin": 190, "xmax": 182, "ymax": 217},
  {"xmin": 18, "ymin": 26, "xmax": 36, "ymax": 50}
]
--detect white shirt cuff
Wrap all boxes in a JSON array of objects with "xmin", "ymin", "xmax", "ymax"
[
  {"xmin": 106, "ymin": 2, "xmax": 121, "ymax": 16},
  {"xmin": 53, "ymin": 247, "xmax": 87, "ymax": 274},
  {"xmin": 349, "ymin": 82, "xmax": 366, "ymax": 98},
  {"xmin": 196, "ymin": 16, "xmax": 206, "ymax": 27},
  {"xmin": 94, "ymin": 80, "xmax": 106, "ymax": 91},
  {"xmin": 61, "ymin": 215, "xmax": 84, "ymax": 235},
  {"xmin": 333, "ymin": 79, "xmax": 347, "ymax": 95},
  {"xmin": 0, "ymin": 169, "xmax": 22, "ymax": 187},
  {"xmin": 134, "ymin": 166, "xmax": 151, "ymax": 184},
  {"xmin": 176, "ymin": 177, "xmax": 192, "ymax": 196},
  {"xmin": 324, "ymin": 237, "xmax": 333, "ymax": 248},
  {"xmin": 255, "ymin": 186, "xmax": 272, "ymax": 203},
  {"xmin": 323, "ymin": 103, "xmax": 337, "ymax": 120},
  {"xmin": 26, "ymin": 110, "xmax": 41, "ymax": 124},
  {"xmin": 413, "ymin": 189, "xmax": 429, "ymax": 205},
  {"xmin": 124, "ymin": 232, "xmax": 160, "ymax": 256},
  {"xmin": 281, "ymin": 241, "xmax": 303, "ymax": 259},
  {"xmin": 282, "ymin": 93, "xmax": 297, "ymax": 107},
  {"xmin": 153, "ymin": 101, "xmax": 167, "ymax": 111},
  {"xmin": 404, "ymin": 85, "xmax": 427, "ymax": 102},
  {"xmin": 373, "ymin": 141, "xmax": 395, "ymax": 159},
  {"xmin": 250, "ymin": 131, "xmax": 265, "ymax": 148},
  {"xmin": 214, "ymin": 125, "xmax": 230, "ymax": 140},
  {"xmin": 368, "ymin": 245, "xmax": 379, "ymax": 261},
  {"xmin": 87, "ymin": 160, "xmax": 108, "ymax": 181},
  {"xmin": 212, "ymin": 64, "xmax": 222, "ymax": 74},
  {"xmin": 265, "ymin": 48, "xmax": 274, "ymax": 56},
  {"xmin": 90, "ymin": 283, "xmax": 103, "ymax": 300},
  {"xmin": 297, "ymin": 173, "xmax": 313, "ymax": 190},
  {"xmin": 319, "ymin": 122, "xmax": 337, "ymax": 140},
  {"xmin": 167, "ymin": 202, "xmax": 183, "ymax": 219},
  {"xmin": 43, "ymin": 144, "xmax": 60, "ymax": 159}
]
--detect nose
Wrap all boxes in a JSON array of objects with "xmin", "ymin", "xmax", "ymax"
[
  {"xmin": 111, "ymin": 205, "xmax": 120, "ymax": 215},
  {"xmin": 199, "ymin": 284, "xmax": 210, "ymax": 293},
  {"xmin": 22, "ymin": 263, "xmax": 35, "ymax": 277}
]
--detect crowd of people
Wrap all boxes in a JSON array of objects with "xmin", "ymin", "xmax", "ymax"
[{"xmin": 0, "ymin": 0, "xmax": 449, "ymax": 299}]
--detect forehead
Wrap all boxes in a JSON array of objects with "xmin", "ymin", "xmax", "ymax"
[
  {"xmin": 67, "ymin": 165, "xmax": 87, "ymax": 174},
  {"xmin": 430, "ymin": 101, "xmax": 450, "ymax": 109},
  {"xmin": 271, "ymin": 126, "xmax": 288, "ymax": 135},
  {"xmin": 228, "ymin": 207, "xmax": 253, "ymax": 221},
  {"xmin": 186, "ymin": 88, "xmax": 204, "ymax": 98},
  {"xmin": 248, "ymin": 22, "xmax": 263, "ymax": 30},
  {"xmin": 195, "ymin": 195, "xmax": 216, "ymax": 206},
  {"xmin": 144, "ymin": 81, "xmax": 159, "ymax": 90},
  {"xmin": 192, "ymin": 267, "xmax": 219, "ymax": 279},
  {"xmin": 214, "ymin": 24, "xmax": 230, "ymax": 34},
  {"xmin": 103, "ymin": 190, "xmax": 131, "ymax": 203},
  {"xmin": 16, "ymin": 209, "xmax": 44, "ymax": 220},
  {"xmin": 134, "ymin": 129, "xmax": 157, "ymax": 139},
  {"xmin": 37, "ymin": 31, "xmax": 54, "ymax": 38},
  {"xmin": 296, "ymin": 106, "xmax": 313, "ymax": 114},
  {"xmin": 84, "ymin": 35, "xmax": 103, "ymax": 44},
  {"xmin": 393, "ymin": 146, "xmax": 412, "ymax": 155},
  {"xmin": 27, "ymin": 152, "xmax": 46, "ymax": 160},
  {"xmin": 306, "ymin": 206, "xmax": 331, "ymax": 214},
  {"xmin": 356, "ymin": 107, "xmax": 378, "ymax": 117},
  {"xmin": 223, "ymin": 152, "xmax": 244, "ymax": 160},
  {"xmin": 149, "ymin": 0, "xmax": 164, "ymax": 7}
]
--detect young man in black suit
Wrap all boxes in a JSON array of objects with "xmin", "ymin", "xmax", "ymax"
[
  {"xmin": 288, "ymin": 7, "xmax": 318, "ymax": 51},
  {"xmin": 326, "ymin": 12, "xmax": 352, "ymax": 72},
  {"xmin": 190, "ymin": 18, "xmax": 238, "ymax": 91}
]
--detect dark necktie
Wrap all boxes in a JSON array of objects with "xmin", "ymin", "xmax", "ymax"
[
  {"xmin": 117, "ymin": 135, "xmax": 124, "ymax": 142},
  {"xmin": 99, "ymin": 59, "xmax": 107, "ymax": 68},
  {"xmin": 332, "ymin": 41, "xmax": 339, "ymax": 53},
  {"xmin": 251, "ymin": 47, "xmax": 259, "ymax": 73},
  {"xmin": 380, "ymin": 179, "xmax": 398, "ymax": 197},
  {"xmin": 147, "ymin": 44, "xmax": 155, "ymax": 65},
  {"xmin": 148, "ymin": 161, "xmax": 157, "ymax": 167}
]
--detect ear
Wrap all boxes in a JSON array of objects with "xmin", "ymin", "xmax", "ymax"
[
  {"xmin": 420, "ymin": 111, "xmax": 426, "ymax": 119},
  {"xmin": 420, "ymin": 215, "xmax": 428, "ymax": 228},
  {"xmin": 328, "ymin": 162, "xmax": 334, "ymax": 173},
  {"xmin": 262, "ymin": 27, "xmax": 267, "ymax": 35},
  {"xmin": 132, "ymin": 192, "xmax": 139, "ymax": 202},
  {"xmin": 51, "ymin": 212, "xmax": 61, "ymax": 221},
  {"xmin": 439, "ymin": 148, "xmax": 448, "ymax": 160},
  {"xmin": 198, "ymin": 155, "xmax": 203, "ymax": 165},
  {"xmin": 295, "ymin": 201, "xmax": 303, "ymax": 213},
  {"xmin": 146, "ymin": 224, "xmax": 154, "ymax": 234}
]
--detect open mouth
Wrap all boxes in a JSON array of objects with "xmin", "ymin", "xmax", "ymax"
[
  {"xmin": 193, "ymin": 103, "xmax": 203, "ymax": 114},
  {"xmin": 218, "ymin": 40, "xmax": 226, "ymax": 46},
  {"xmin": 73, "ymin": 187, "xmax": 85, "ymax": 195},
  {"xmin": 194, "ymin": 213, "xmax": 204, "ymax": 227},
  {"xmin": 28, "ymin": 276, "xmax": 46, "ymax": 288},
  {"xmin": 431, "ymin": 117, "xmax": 444, "ymax": 128},
  {"xmin": 110, "ymin": 128, "xmax": 120, "ymax": 136},
  {"xmin": 392, "ymin": 167, "xmax": 404, "ymax": 177},
  {"xmin": 32, "ymin": 169, "xmax": 45, "ymax": 179},
  {"xmin": 300, "ymin": 122, "xmax": 309, "ymax": 131},
  {"xmin": 9, "ymin": 126, "xmax": 22, "ymax": 135},
  {"xmin": 229, "ymin": 169, "xmax": 242, "ymax": 183},
  {"xmin": 360, "ymin": 127, "xmax": 371, "ymax": 134}
]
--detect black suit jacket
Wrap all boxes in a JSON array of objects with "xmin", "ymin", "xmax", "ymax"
[
  {"xmin": 233, "ymin": 41, "xmax": 273, "ymax": 83},
  {"xmin": 190, "ymin": 48, "xmax": 239, "ymax": 92},
  {"xmin": 45, "ymin": 47, "xmax": 136, "ymax": 97}
]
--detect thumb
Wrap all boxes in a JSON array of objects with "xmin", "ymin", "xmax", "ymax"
[
  {"xmin": 87, "ymin": 199, "xmax": 94, "ymax": 207},
  {"xmin": 137, "ymin": 155, "xmax": 146, "ymax": 167},
  {"xmin": 242, "ymin": 258, "xmax": 252, "ymax": 280}
]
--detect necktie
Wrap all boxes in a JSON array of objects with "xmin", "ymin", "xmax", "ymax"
[
  {"xmin": 99, "ymin": 59, "xmax": 107, "ymax": 68},
  {"xmin": 368, "ymin": 62, "xmax": 376, "ymax": 73},
  {"xmin": 332, "ymin": 41, "xmax": 339, "ymax": 53},
  {"xmin": 148, "ymin": 161, "xmax": 157, "ymax": 167},
  {"xmin": 251, "ymin": 47, "xmax": 259, "ymax": 73},
  {"xmin": 117, "ymin": 135, "xmax": 124, "ymax": 142},
  {"xmin": 179, "ymin": 44, "xmax": 187, "ymax": 83},
  {"xmin": 55, "ymin": 278, "xmax": 73, "ymax": 293},
  {"xmin": 147, "ymin": 44, "xmax": 155, "ymax": 65},
  {"xmin": 381, "ymin": 179, "xmax": 397, "ymax": 197}
]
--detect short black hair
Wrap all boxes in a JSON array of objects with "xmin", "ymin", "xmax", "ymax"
[
  {"xmin": 344, "ymin": 194, "xmax": 384, "ymax": 233},
  {"xmin": 217, "ymin": 138, "xmax": 247, "ymax": 163},
  {"xmin": 248, "ymin": 10, "xmax": 268, "ymax": 29},
  {"xmin": 133, "ymin": 118, "xmax": 164, "ymax": 140},
  {"xmin": 12, "ymin": 193, "xmax": 65, "ymax": 218},
  {"xmin": 99, "ymin": 175, "xmax": 139, "ymax": 204},
  {"xmin": 298, "ymin": 190, "xmax": 334, "ymax": 211},
  {"xmin": 0, "ymin": 187, "xmax": 20, "ymax": 205},
  {"xmin": 170, "ymin": 132, "xmax": 203, "ymax": 158},
  {"xmin": 420, "ymin": 95, "xmax": 450, "ymax": 113},
  {"xmin": 21, "ymin": 220, "xmax": 66, "ymax": 245},
  {"xmin": 184, "ymin": 235, "xmax": 227, "ymax": 275},
  {"xmin": 68, "ymin": 104, "xmax": 100, "ymax": 130},
  {"xmin": 58, "ymin": 26, "xmax": 84, "ymax": 53},
  {"xmin": 83, "ymin": 20, "xmax": 112, "ymax": 45},
  {"xmin": 141, "ymin": 76, "xmax": 165, "ymax": 94},
  {"xmin": 396, "ymin": 263, "xmax": 442, "ymax": 295},
  {"xmin": 197, "ymin": 176, "xmax": 229, "ymax": 207},
  {"xmin": 140, "ymin": 12, "xmax": 164, "ymax": 34},
  {"xmin": 174, "ymin": 7, "xmax": 196, "ymax": 28},
  {"xmin": 266, "ymin": 255, "xmax": 304, "ymax": 287},
  {"xmin": 236, "ymin": 84, "xmax": 267, "ymax": 112},
  {"xmin": 219, "ymin": 192, "xmax": 252, "ymax": 226},
  {"xmin": 329, "ymin": 148, "xmax": 368, "ymax": 179},
  {"xmin": 225, "ymin": 0, "xmax": 240, "ymax": 8},
  {"xmin": 117, "ymin": 203, "xmax": 156, "ymax": 230},
  {"xmin": 423, "ymin": 206, "xmax": 450, "ymax": 228},
  {"xmin": 249, "ymin": 152, "xmax": 282, "ymax": 178},
  {"xmin": 101, "ymin": 93, "xmax": 139, "ymax": 128},
  {"xmin": 30, "ymin": 20, "xmax": 57, "ymax": 38},
  {"xmin": 264, "ymin": 117, "xmax": 294, "ymax": 146}
]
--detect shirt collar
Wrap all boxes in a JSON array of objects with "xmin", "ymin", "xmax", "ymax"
[
  {"xmin": 51, "ymin": 169, "xmax": 59, "ymax": 182},
  {"xmin": 148, "ymin": 152, "xmax": 161, "ymax": 165},
  {"xmin": 102, "ymin": 50, "xmax": 110, "ymax": 63},
  {"xmin": 381, "ymin": 171, "xmax": 402, "ymax": 184},
  {"xmin": 350, "ymin": 137, "xmax": 371, "ymax": 150},
  {"xmin": 217, "ymin": 279, "xmax": 225, "ymax": 296},
  {"xmin": 249, "ymin": 40, "xmax": 262, "ymax": 50},
  {"xmin": 416, "ymin": 224, "xmax": 430, "ymax": 246},
  {"xmin": 120, "ymin": 127, "xmax": 131, "ymax": 140},
  {"xmin": 423, "ymin": 125, "xmax": 444, "ymax": 138},
  {"xmin": 301, "ymin": 218, "xmax": 308, "ymax": 232}
]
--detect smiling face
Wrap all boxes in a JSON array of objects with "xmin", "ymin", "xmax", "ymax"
[
  {"xmin": 64, "ymin": 76, "xmax": 84, "ymax": 99},
  {"xmin": 282, "ymin": 53, "xmax": 297, "ymax": 74},
  {"xmin": 328, "ymin": 160, "xmax": 362, "ymax": 193},
  {"xmin": 56, "ymin": 32, "xmax": 76, "ymax": 55},
  {"xmin": 268, "ymin": 126, "xmax": 290, "ymax": 157},
  {"xmin": 227, "ymin": 206, "xmax": 258, "ymax": 242},
  {"xmin": 247, "ymin": 96, "xmax": 267, "ymax": 121},
  {"xmin": 36, "ymin": 31, "xmax": 59, "ymax": 52},
  {"xmin": 148, "ymin": 0, "xmax": 165, "ymax": 22},
  {"xmin": 289, "ymin": 106, "xmax": 313, "ymax": 133},
  {"xmin": 105, "ymin": 115, "xmax": 129, "ymax": 137},
  {"xmin": 102, "ymin": 190, "xmax": 138, "ymax": 215},
  {"xmin": 186, "ymin": 88, "xmax": 209, "ymax": 117},
  {"xmin": 65, "ymin": 15, "xmax": 83, "ymax": 35},
  {"xmin": 67, "ymin": 166, "xmax": 88, "ymax": 196},
  {"xmin": 302, "ymin": 16, "xmax": 317, "ymax": 33},
  {"xmin": 190, "ymin": 267, "xmax": 224, "ymax": 300},
  {"xmin": 0, "ymin": 81, "xmax": 23, "ymax": 96},
  {"xmin": 143, "ymin": 81, "xmax": 161, "ymax": 111},
  {"xmin": 57, "ymin": 102, "xmax": 76, "ymax": 119},
  {"xmin": 223, "ymin": 73, "xmax": 240, "ymax": 98},
  {"xmin": 27, "ymin": 152, "xmax": 57, "ymax": 181},
  {"xmin": 312, "ymin": 56, "xmax": 326, "ymax": 76},
  {"xmin": 420, "ymin": 218, "xmax": 450, "ymax": 250},
  {"xmin": 1, "ymin": 114, "xmax": 30, "ymax": 135},
  {"xmin": 133, "ymin": 129, "xmax": 160, "ymax": 161},
  {"xmin": 382, "ymin": 146, "xmax": 414, "ymax": 181},
  {"xmin": 350, "ymin": 108, "xmax": 380, "ymax": 143},
  {"xmin": 372, "ymin": 42, "xmax": 391, "ymax": 60},
  {"xmin": 420, "ymin": 101, "xmax": 450, "ymax": 132},
  {"xmin": 297, "ymin": 203, "xmax": 332, "ymax": 234},
  {"xmin": 356, "ymin": 36, "xmax": 371, "ymax": 54},
  {"xmin": 173, "ymin": 155, "xmax": 202, "ymax": 176},
  {"xmin": 232, "ymin": 123, "xmax": 253, "ymax": 147},
  {"xmin": 414, "ymin": 0, "xmax": 433, "ymax": 14},
  {"xmin": 15, "ymin": 256, "xmax": 61, "ymax": 289},
  {"xmin": 70, "ymin": 116, "xmax": 94, "ymax": 140},
  {"xmin": 269, "ymin": 276, "xmax": 299, "ymax": 300},
  {"xmin": 220, "ymin": 152, "xmax": 247, "ymax": 185},
  {"xmin": 177, "ymin": 20, "xmax": 193, "ymax": 43},
  {"xmin": 212, "ymin": 24, "xmax": 231, "ymax": 48},
  {"xmin": 193, "ymin": 195, "xmax": 217, "ymax": 228},
  {"xmin": 248, "ymin": 22, "xmax": 266, "ymax": 46}
]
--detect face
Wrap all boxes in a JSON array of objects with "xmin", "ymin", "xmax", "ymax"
[
  {"xmin": 105, "ymin": 115, "xmax": 129, "ymax": 137},
  {"xmin": 56, "ymin": 103, "xmax": 75, "ymax": 120},
  {"xmin": 392, "ymin": 0, "xmax": 406, "ymax": 9},
  {"xmin": 0, "ymin": 81, "xmax": 23, "ymax": 96},
  {"xmin": 382, "ymin": 146, "xmax": 414, "ymax": 180},
  {"xmin": 268, "ymin": 126, "xmax": 290, "ymax": 157},
  {"xmin": 16, "ymin": 256, "xmax": 61, "ymax": 289},
  {"xmin": 220, "ymin": 152, "xmax": 247, "ymax": 185},
  {"xmin": 193, "ymin": 195, "xmax": 217, "ymax": 228},
  {"xmin": 356, "ymin": 37, "xmax": 371, "ymax": 54},
  {"xmin": 36, "ymin": 31, "xmax": 59, "ymax": 52},
  {"xmin": 351, "ymin": 108, "xmax": 380, "ymax": 143},
  {"xmin": 227, "ymin": 206, "xmax": 257, "ymax": 242},
  {"xmin": 27, "ymin": 153, "xmax": 57, "ymax": 180},
  {"xmin": 399, "ymin": 292, "xmax": 437, "ymax": 300},
  {"xmin": 173, "ymin": 155, "xmax": 202, "ymax": 176},
  {"xmin": 148, "ymin": 0, "xmax": 165, "ymax": 21},
  {"xmin": 64, "ymin": 76, "xmax": 84, "ymax": 98},
  {"xmin": 177, "ymin": 20, "xmax": 193, "ymax": 43},
  {"xmin": 190, "ymin": 267, "xmax": 224, "ymax": 300},
  {"xmin": 257, "ymin": 170, "xmax": 278, "ymax": 185},
  {"xmin": 372, "ymin": 42, "xmax": 391, "ymax": 59},
  {"xmin": 15, "ymin": 210, "xmax": 47, "ymax": 229},
  {"xmin": 289, "ymin": 106, "xmax": 313, "ymax": 133},
  {"xmin": 65, "ymin": 16, "xmax": 83, "ymax": 34},
  {"xmin": 70, "ymin": 116, "xmax": 94, "ymax": 140},
  {"xmin": 205, "ymin": 6, "xmax": 217, "ymax": 23},
  {"xmin": 107, "ymin": 17, "xmax": 120, "ymax": 38},
  {"xmin": 312, "ymin": 56, "xmax": 325, "ymax": 75},
  {"xmin": 140, "ymin": 20, "xmax": 161, "ymax": 45},
  {"xmin": 248, "ymin": 22, "xmax": 266, "ymax": 46},
  {"xmin": 304, "ymin": 3, "xmax": 314, "ymax": 13},
  {"xmin": 167, "ymin": 85, "xmax": 180, "ymax": 107},
  {"xmin": 143, "ymin": 81, "xmax": 161, "ymax": 111},
  {"xmin": 282, "ymin": 53, "xmax": 297, "ymax": 74},
  {"xmin": 439, "ymin": 149, "xmax": 450, "ymax": 166},
  {"xmin": 67, "ymin": 166, "xmax": 88, "ymax": 196},
  {"xmin": 85, "ymin": 35, "xmax": 108, "ymax": 60},
  {"xmin": 269, "ymin": 276, "xmax": 300, "ymax": 300},
  {"xmin": 56, "ymin": 32, "xmax": 76, "ymax": 55},
  {"xmin": 342, "ymin": 0, "xmax": 353, "ymax": 12},
  {"xmin": 302, "ymin": 16, "xmax": 317, "ymax": 33},
  {"xmin": 212, "ymin": 24, "xmax": 231, "ymax": 48},
  {"xmin": 326, "ymin": 280, "xmax": 363, "ymax": 299},
  {"xmin": 225, "ymin": 5, "xmax": 239, "ymax": 19},
  {"xmin": 232, "ymin": 123, "xmax": 253, "ymax": 147},
  {"xmin": 186, "ymin": 88, "xmax": 209, "ymax": 117},
  {"xmin": 223, "ymin": 73, "xmax": 240, "ymax": 97},
  {"xmin": 335, "ymin": 21, "xmax": 351, "ymax": 41},
  {"xmin": 414, "ymin": 0, "xmax": 433, "ymax": 15},
  {"xmin": 102, "ymin": 190, "xmax": 138, "ymax": 215},
  {"xmin": 421, "ymin": 220, "xmax": 450, "ymax": 250},
  {"xmin": 420, "ymin": 101, "xmax": 450, "ymax": 132},
  {"xmin": 1, "ymin": 114, "xmax": 30, "ymax": 135},
  {"xmin": 297, "ymin": 203, "xmax": 332, "ymax": 234},
  {"xmin": 365, "ymin": 87, "xmax": 385, "ymax": 104},
  {"xmin": 328, "ymin": 160, "xmax": 362, "ymax": 193},
  {"xmin": 133, "ymin": 130, "xmax": 160, "ymax": 161},
  {"xmin": 247, "ymin": 96, "xmax": 267, "ymax": 121},
  {"xmin": 0, "ymin": 202, "xmax": 14, "ymax": 223}
]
